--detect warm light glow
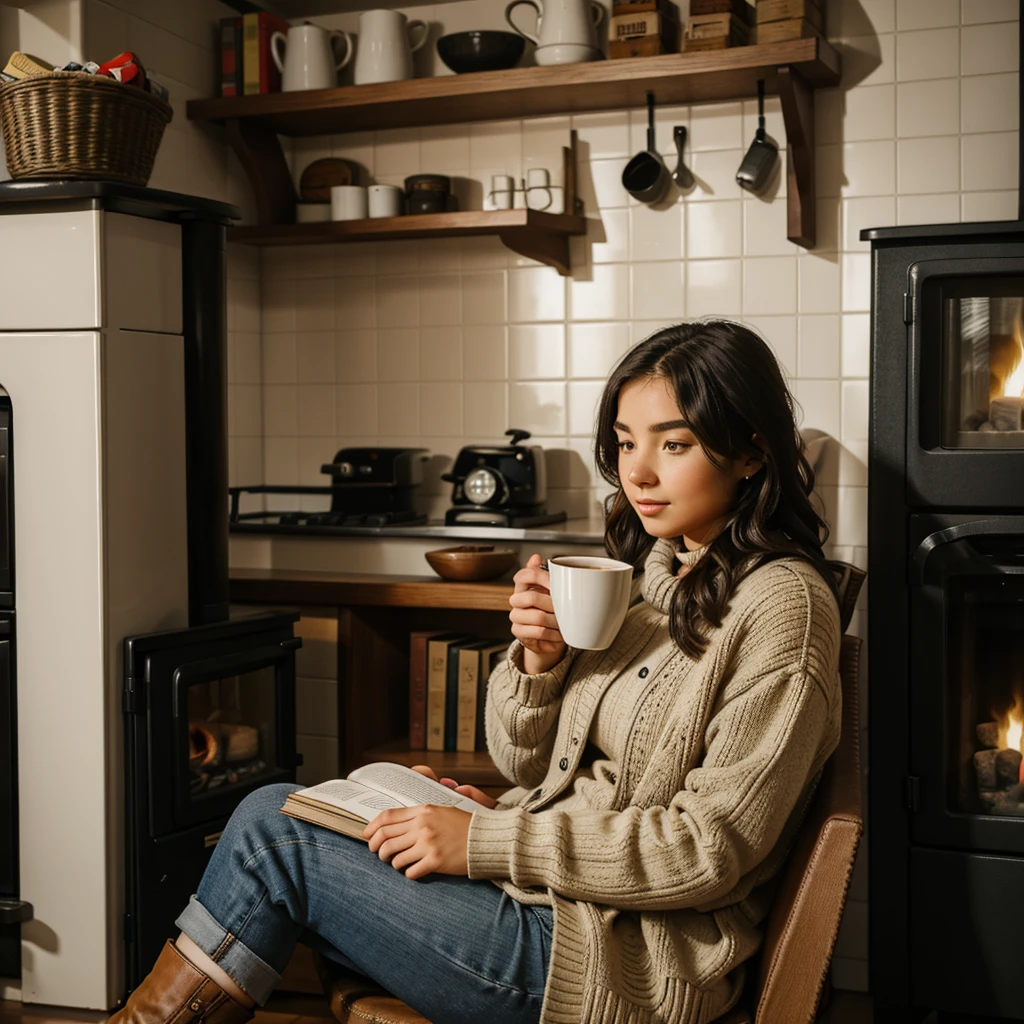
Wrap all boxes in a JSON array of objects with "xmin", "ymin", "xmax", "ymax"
[
  {"xmin": 1002, "ymin": 312, "xmax": 1024, "ymax": 398},
  {"xmin": 998, "ymin": 694, "xmax": 1024, "ymax": 753}
]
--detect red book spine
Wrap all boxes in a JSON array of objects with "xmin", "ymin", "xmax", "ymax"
[
  {"xmin": 258, "ymin": 13, "xmax": 290, "ymax": 93},
  {"xmin": 408, "ymin": 632, "xmax": 433, "ymax": 750},
  {"xmin": 219, "ymin": 17, "xmax": 237, "ymax": 97}
]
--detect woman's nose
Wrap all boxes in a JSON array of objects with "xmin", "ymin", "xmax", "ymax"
[{"xmin": 627, "ymin": 453, "xmax": 657, "ymax": 486}]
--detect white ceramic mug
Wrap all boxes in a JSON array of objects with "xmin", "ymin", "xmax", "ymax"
[
  {"xmin": 525, "ymin": 167, "xmax": 553, "ymax": 210},
  {"xmin": 506, "ymin": 0, "xmax": 604, "ymax": 64},
  {"xmin": 368, "ymin": 184, "xmax": 403, "ymax": 218},
  {"xmin": 548, "ymin": 555, "xmax": 633, "ymax": 650},
  {"xmin": 271, "ymin": 23, "xmax": 353, "ymax": 92},
  {"xmin": 489, "ymin": 174, "xmax": 514, "ymax": 210},
  {"xmin": 331, "ymin": 185, "xmax": 369, "ymax": 221},
  {"xmin": 354, "ymin": 9, "xmax": 429, "ymax": 85}
]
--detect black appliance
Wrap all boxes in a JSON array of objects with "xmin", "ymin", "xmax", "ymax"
[
  {"xmin": 102, "ymin": 185, "xmax": 304, "ymax": 993},
  {"xmin": 867, "ymin": 220, "xmax": 1024, "ymax": 1023},
  {"xmin": 0, "ymin": 397, "xmax": 29, "ymax": 978},
  {"xmin": 442, "ymin": 429, "xmax": 566, "ymax": 528},
  {"xmin": 229, "ymin": 447, "xmax": 430, "ymax": 533}
]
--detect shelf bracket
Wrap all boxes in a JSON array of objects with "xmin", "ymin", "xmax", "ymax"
[
  {"xmin": 778, "ymin": 66, "xmax": 816, "ymax": 250},
  {"xmin": 498, "ymin": 228, "xmax": 572, "ymax": 276},
  {"xmin": 225, "ymin": 118, "xmax": 296, "ymax": 225}
]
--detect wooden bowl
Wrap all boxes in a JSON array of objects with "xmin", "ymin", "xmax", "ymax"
[{"xmin": 424, "ymin": 545, "xmax": 517, "ymax": 582}]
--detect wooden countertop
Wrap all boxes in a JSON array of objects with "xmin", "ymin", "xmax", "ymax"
[{"xmin": 229, "ymin": 568, "xmax": 513, "ymax": 611}]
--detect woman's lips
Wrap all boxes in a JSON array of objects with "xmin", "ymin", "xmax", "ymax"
[{"xmin": 635, "ymin": 499, "xmax": 669, "ymax": 516}]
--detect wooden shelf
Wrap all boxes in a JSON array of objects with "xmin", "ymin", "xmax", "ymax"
[
  {"xmin": 190, "ymin": 38, "xmax": 839, "ymax": 258},
  {"xmin": 187, "ymin": 39, "xmax": 839, "ymax": 135},
  {"xmin": 228, "ymin": 209, "xmax": 588, "ymax": 274},
  {"xmin": 229, "ymin": 568, "xmax": 514, "ymax": 611}
]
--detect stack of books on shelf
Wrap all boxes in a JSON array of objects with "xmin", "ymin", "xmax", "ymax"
[
  {"xmin": 219, "ymin": 11, "xmax": 289, "ymax": 97},
  {"xmin": 682, "ymin": 0, "xmax": 753, "ymax": 52},
  {"xmin": 608, "ymin": 0, "xmax": 680, "ymax": 60},
  {"xmin": 754, "ymin": 0, "xmax": 825, "ymax": 43},
  {"xmin": 409, "ymin": 632, "xmax": 509, "ymax": 754}
]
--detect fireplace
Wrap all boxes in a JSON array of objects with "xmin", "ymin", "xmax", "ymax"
[{"xmin": 868, "ymin": 223, "xmax": 1024, "ymax": 1022}]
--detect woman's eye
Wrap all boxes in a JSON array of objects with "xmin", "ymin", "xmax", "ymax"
[
  {"xmin": 664, "ymin": 441, "xmax": 691, "ymax": 453},
  {"xmin": 617, "ymin": 439, "xmax": 634, "ymax": 451}
]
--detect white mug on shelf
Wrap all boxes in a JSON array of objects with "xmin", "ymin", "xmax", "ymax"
[
  {"xmin": 489, "ymin": 174, "xmax": 514, "ymax": 210},
  {"xmin": 525, "ymin": 167, "xmax": 553, "ymax": 210},
  {"xmin": 353, "ymin": 9, "xmax": 429, "ymax": 85},
  {"xmin": 368, "ymin": 184, "xmax": 404, "ymax": 218},
  {"xmin": 331, "ymin": 185, "xmax": 369, "ymax": 221},
  {"xmin": 271, "ymin": 23, "xmax": 353, "ymax": 92}
]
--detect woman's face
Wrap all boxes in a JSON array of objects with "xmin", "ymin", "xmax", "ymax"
[{"xmin": 614, "ymin": 376, "xmax": 757, "ymax": 550}]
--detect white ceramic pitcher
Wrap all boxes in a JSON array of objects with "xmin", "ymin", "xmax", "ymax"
[
  {"xmin": 271, "ymin": 23, "xmax": 352, "ymax": 91},
  {"xmin": 354, "ymin": 9, "xmax": 429, "ymax": 85},
  {"xmin": 505, "ymin": 0, "xmax": 604, "ymax": 65}
]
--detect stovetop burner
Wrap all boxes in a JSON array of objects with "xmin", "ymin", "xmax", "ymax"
[{"xmin": 276, "ymin": 509, "xmax": 426, "ymax": 528}]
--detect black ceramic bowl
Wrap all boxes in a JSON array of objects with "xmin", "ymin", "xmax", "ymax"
[{"xmin": 437, "ymin": 31, "xmax": 525, "ymax": 74}]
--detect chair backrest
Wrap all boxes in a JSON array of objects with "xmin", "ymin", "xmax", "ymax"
[{"xmin": 745, "ymin": 563, "xmax": 866, "ymax": 1024}]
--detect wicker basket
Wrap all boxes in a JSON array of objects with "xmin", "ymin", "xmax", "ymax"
[{"xmin": 0, "ymin": 71, "xmax": 173, "ymax": 186}]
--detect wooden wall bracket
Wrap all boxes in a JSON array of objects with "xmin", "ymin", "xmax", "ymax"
[
  {"xmin": 225, "ymin": 118, "xmax": 296, "ymax": 225},
  {"xmin": 498, "ymin": 228, "xmax": 573, "ymax": 276},
  {"xmin": 777, "ymin": 66, "xmax": 816, "ymax": 249}
]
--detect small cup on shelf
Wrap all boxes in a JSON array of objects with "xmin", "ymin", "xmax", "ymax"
[
  {"xmin": 489, "ymin": 174, "xmax": 514, "ymax": 210},
  {"xmin": 331, "ymin": 185, "xmax": 369, "ymax": 221},
  {"xmin": 525, "ymin": 167, "xmax": 553, "ymax": 211},
  {"xmin": 368, "ymin": 184, "xmax": 403, "ymax": 218}
]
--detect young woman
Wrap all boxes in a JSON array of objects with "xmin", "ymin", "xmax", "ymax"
[{"xmin": 112, "ymin": 320, "xmax": 842, "ymax": 1024}]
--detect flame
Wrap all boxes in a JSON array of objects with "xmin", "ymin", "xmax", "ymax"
[
  {"xmin": 998, "ymin": 694, "xmax": 1024, "ymax": 753},
  {"xmin": 1002, "ymin": 310, "xmax": 1024, "ymax": 398}
]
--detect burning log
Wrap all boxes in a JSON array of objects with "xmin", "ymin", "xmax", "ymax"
[
  {"xmin": 991, "ymin": 782, "xmax": 1024, "ymax": 817},
  {"xmin": 977, "ymin": 721, "xmax": 1000, "ymax": 749},
  {"xmin": 975, "ymin": 748, "xmax": 999, "ymax": 790},
  {"xmin": 995, "ymin": 748, "xmax": 1023, "ymax": 788}
]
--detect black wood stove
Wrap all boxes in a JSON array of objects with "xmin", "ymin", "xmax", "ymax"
[{"xmin": 867, "ymin": 220, "xmax": 1024, "ymax": 1022}]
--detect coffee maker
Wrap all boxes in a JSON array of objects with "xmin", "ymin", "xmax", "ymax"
[{"xmin": 442, "ymin": 429, "xmax": 566, "ymax": 528}]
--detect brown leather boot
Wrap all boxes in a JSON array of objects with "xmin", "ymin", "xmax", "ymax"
[{"xmin": 109, "ymin": 940, "xmax": 255, "ymax": 1024}]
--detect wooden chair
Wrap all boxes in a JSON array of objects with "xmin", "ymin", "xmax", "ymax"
[{"xmin": 314, "ymin": 565, "xmax": 866, "ymax": 1024}]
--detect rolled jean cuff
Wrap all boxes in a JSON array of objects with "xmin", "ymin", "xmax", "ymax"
[{"xmin": 174, "ymin": 894, "xmax": 281, "ymax": 1005}]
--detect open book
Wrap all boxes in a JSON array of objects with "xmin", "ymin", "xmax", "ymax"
[{"xmin": 280, "ymin": 761, "xmax": 496, "ymax": 841}]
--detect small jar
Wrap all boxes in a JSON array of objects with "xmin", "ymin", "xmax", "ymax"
[{"xmin": 405, "ymin": 174, "xmax": 451, "ymax": 215}]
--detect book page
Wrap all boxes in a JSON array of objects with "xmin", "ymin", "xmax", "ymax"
[
  {"xmin": 348, "ymin": 762, "xmax": 493, "ymax": 813},
  {"xmin": 295, "ymin": 777, "xmax": 406, "ymax": 821}
]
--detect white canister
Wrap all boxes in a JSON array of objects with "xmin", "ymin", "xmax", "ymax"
[
  {"xmin": 525, "ymin": 167, "xmax": 553, "ymax": 210},
  {"xmin": 368, "ymin": 184, "xmax": 404, "ymax": 218},
  {"xmin": 331, "ymin": 185, "xmax": 369, "ymax": 221}
]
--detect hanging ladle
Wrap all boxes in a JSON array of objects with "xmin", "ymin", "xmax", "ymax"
[{"xmin": 622, "ymin": 91, "xmax": 669, "ymax": 204}]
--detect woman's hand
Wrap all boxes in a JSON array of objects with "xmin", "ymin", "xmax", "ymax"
[
  {"xmin": 509, "ymin": 553, "xmax": 567, "ymax": 675},
  {"xmin": 410, "ymin": 765, "xmax": 498, "ymax": 809},
  {"xmin": 363, "ymin": 805, "xmax": 473, "ymax": 879}
]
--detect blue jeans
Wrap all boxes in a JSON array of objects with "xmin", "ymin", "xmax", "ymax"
[{"xmin": 174, "ymin": 783, "xmax": 553, "ymax": 1024}]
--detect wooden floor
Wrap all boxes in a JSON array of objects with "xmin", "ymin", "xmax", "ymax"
[{"xmin": 0, "ymin": 990, "xmax": 874, "ymax": 1024}]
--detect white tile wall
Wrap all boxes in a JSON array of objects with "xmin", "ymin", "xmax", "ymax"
[{"xmin": 137, "ymin": 0, "xmax": 1021, "ymax": 995}]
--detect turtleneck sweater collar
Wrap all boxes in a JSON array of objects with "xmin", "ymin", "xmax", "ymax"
[{"xmin": 641, "ymin": 538, "xmax": 707, "ymax": 614}]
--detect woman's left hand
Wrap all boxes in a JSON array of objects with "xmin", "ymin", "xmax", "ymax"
[{"xmin": 363, "ymin": 805, "xmax": 473, "ymax": 880}]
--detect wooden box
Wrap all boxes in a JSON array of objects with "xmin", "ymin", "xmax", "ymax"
[
  {"xmin": 611, "ymin": 0, "xmax": 678, "ymax": 15},
  {"xmin": 684, "ymin": 11, "xmax": 749, "ymax": 41},
  {"xmin": 609, "ymin": 10, "xmax": 678, "ymax": 44},
  {"xmin": 689, "ymin": 0, "xmax": 751, "ymax": 17},
  {"xmin": 610, "ymin": 34, "xmax": 670, "ymax": 57},
  {"xmin": 756, "ymin": 0, "xmax": 823, "ymax": 30},
  {"xmin": 755, "ymin": 15, "xmax": 820, "ymax": 42}
]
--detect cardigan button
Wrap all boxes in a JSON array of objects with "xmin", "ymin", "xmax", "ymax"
[
  {"xmin": 559, "ymin": 757, "xmax": 569, "ymax": 770},
  {"xmin": 639, "ymin": 666, "xmax": 649, "ymax": 678}
]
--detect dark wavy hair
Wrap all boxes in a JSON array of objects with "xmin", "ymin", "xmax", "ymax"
[{"xmin": 596, "ymin": 320, "xmax": 835, "ymax": 659}]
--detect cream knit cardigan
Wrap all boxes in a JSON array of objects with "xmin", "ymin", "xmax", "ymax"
[{"xmin": 466, "ymin": 538, "xmax": 842, "ymax": 1024}]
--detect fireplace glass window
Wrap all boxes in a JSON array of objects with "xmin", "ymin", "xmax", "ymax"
[
  {"xmin": 948, "ymin": 553, "xmax": 1024, "ymax": 818},
  {"xmin": 942, "ymin": 288, "xmax": 1024, "ymax": 448},
  {"xmin": 183, "ymin": 664, "xmax": 278, "ymax": 803}
]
